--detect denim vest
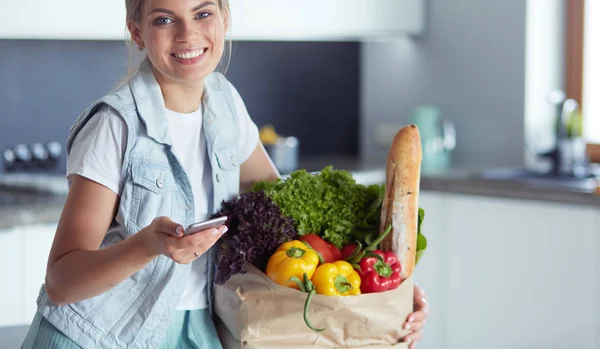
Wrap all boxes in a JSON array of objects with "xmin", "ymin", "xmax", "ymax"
[{"xmin": 35, "ymin": 58, "xmax": 241, "ymax": 349}]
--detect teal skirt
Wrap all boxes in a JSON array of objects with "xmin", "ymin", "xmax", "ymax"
[{"xmin": 21, "ymin": 309, "xmax": 223, "ymax": 349}]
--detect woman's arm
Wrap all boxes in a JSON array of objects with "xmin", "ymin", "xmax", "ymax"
[
  {"xmin": 239, "ymin": 142, "xmax": 280, "ymax": 192},
  {"xmin": 46, "ymin": 174, "xmax": 226, "ymax": 306},
  {"xmin": 45, "ymin": 175, "xmax": 166, "ymax": 305}
]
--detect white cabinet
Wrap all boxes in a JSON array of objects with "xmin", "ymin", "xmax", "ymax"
[
  {"xmin": 0, "ymin": 1, "xmax": 128, "ymax": 40},
  {"xmin": 412, "ymin": 191, "xmax": 448, "ymax": 349},
  {"xmin": 23, "ymin": 224, "xmax": 58, "ymax": 324},
  {"xmin": 417, "ymin": 192, "xmax": 599, "ymax": 349},
  {"xmin": 0, "ymin": 0, "xmax": 425, "ymax": 41},
  {"xmin": 0, "ymin": 223, "xmax": 57, "ymax": 327},
  {"xmin": 228, "ymin": 0, "xmax": 425, "ymax": 41},
  {"xmin": 0, "ymin": 227, "xmax": 24, "ymax": 327}
]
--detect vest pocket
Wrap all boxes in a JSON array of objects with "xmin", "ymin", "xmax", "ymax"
[
  {"xmin": 130, "ymin": 163, "xmax": 182, "ymax": 229},
  {"xmin": 214, "ymin": 146, "xmax": 241, "ymax": 196}
]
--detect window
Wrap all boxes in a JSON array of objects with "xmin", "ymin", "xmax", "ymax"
[
  {"xmin": 566, "ymin": 0, "xmax": 600, "ymax": 161},
  {"xmin": 582, "ymin": 1, "xmax": 600, "ymax": 142}
]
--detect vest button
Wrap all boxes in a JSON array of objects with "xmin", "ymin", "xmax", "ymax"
[
  {"xmin": 216, "ymin": 173, "xmax": 221, "ymax": 183},
  {"xmin": 156, "ymin": 178, "xmax": 165, "ymax": 188},
  {"xmin": 230, "ymin": 156, "xmax": 237, "ymax": 166}
]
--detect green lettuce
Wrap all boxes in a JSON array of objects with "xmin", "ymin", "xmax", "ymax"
[{"xmin": 253, "ymin": 167, "xmax": 381, "ymax": 249}]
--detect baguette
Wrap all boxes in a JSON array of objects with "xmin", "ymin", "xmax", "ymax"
[{"xmin": 379, "ymin": 125, "xmax": 422, "ymax": 280}]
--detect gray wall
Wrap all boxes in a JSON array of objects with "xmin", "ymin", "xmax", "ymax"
[
  {"xmin": 0, "ymin": 40, "xmax": 359, "ymax": 174},
  {"xmin": 360, "ymin": 0, "xmax": 527, "ymax": 167}
]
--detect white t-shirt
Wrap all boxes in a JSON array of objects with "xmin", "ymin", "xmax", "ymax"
[{"xmin": 66, "ymin": 86, "xmax": 260, "ymax": 310}]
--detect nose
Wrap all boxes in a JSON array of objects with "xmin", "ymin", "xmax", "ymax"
[{"xmin": 175, "ymin": 20, "xmax": 198, "ymax": 42}]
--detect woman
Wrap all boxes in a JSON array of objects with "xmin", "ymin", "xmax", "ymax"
[{"xmin": 22, "ymin": 0, "xmax": 429, "ymax": 348}]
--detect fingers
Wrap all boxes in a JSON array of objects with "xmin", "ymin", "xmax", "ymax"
[
  {"xmin": 164, "ymin": 225, "xmax": 228, "ymax": 264},
  {"xmin": 404, "ymin": 330, "xmax": 423, "ymax": 348},
  {"xmin": 413, "ymin": 285, "xmax": 430, "ymax": 314},
  {"xmin": 405, "ymin": 309, "xmax": 428, "ymax": 325},
  {"xmin": 175, "ymin": 225, "xmax": 228, "ymax": 250},
  {"xmin": 153, "ymin": 216, "xmax": 184, "ymax": 237},
  {"xmin": 414, "ymin": 284, "xmax": 426, "ymax": 300},
  {"xmin": 402, "ymin": 287, "xmax": 429, "ymax": 349},
  {"xmin": 403, "ymin": 318, "xmax": 426, "ymax": 332}
]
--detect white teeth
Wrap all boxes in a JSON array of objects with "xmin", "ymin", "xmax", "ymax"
[{"xmin": 174, "ymin": 49, "xmax": 205, "ymax": 59}]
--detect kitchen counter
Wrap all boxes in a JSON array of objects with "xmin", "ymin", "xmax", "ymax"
[
  {"xmin": 0, "ymin": 191, "xmax": 65, "ymax": 229},
  {"xmin": 420, "ymin": 169, "xmax": 600, "ymax": 206},
  {"xmin": 297, "ymin": 156, "xmax": 600, "ymax": 207},
  {"xmin": 1, "ymin": 158, "xmax": 599, "ymax": 229}
]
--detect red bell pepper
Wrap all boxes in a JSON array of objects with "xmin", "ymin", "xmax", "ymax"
[
  {"xmin": 358, "ymin": 250, "xmax": 402, "ymax": 293},
  {"xmin": 299, "ymin": 234, "xmax": 342, "ymax": 264}
]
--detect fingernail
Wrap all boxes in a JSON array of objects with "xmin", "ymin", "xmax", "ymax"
[
  {"xmin": 211, "ymin": 229, "xmax": 219, "ymax": 236},
  {"xmin": 176, "ymin": 226, "xmax": 184, "ymax": 235},
  {"xmin": 404, "ymin": 323, "xmax": 411, "ymax": 330},
  {"xmin": 406, "ymin": 337, "xmax": 412, "ymax": 344},
  {"xmin": 409, "ymin": 316, "xmax": 415, "ymax": 322},
  {"xmin": 221, "ymin": 226, "xmax": 228, "ymax": 234}
]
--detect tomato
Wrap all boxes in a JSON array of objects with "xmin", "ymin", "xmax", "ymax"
[
  {"xmin": 299, "ymin": 234, "xmax": 342, "ymax": 264},
  {"xmin": 341, "ymin": 243, "xmax": 359, "ymax": 260}
]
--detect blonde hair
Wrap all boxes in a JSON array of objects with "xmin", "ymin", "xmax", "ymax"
[{"xmin": 119, "ymin": 0, "xmax": 232, "ymax": 85}]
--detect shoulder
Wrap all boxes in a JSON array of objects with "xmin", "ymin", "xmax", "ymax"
[{"xmin": 95, "ymin": 105, "xmax": 127, "ymax": 127}]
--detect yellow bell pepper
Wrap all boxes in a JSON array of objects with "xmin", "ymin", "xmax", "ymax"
[
  {"xmin": 312, "ymin": 261, "xmax": 361, "ymax": 296},
  {"xmin": 266, "ymin": 240, "xmax": 320, "ymax": 289}
]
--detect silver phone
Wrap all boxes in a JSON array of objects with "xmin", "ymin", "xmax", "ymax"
[{"xmin": 183, "ymin": 216, "xmax": 228, "ymax": 236}]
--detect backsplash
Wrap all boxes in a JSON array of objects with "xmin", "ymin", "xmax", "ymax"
[
  {"xmin": 360, "ymin": 0, "xmax": 527, "ymax": 167},
  {"xmin": 0, "ymin": 40, "xmax": 360, "ymax": 174}
]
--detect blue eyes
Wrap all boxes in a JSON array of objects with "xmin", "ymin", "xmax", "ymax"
[
  {"xmin": 154, "ymin": 17, "xmax": 173, "ymax": 25},
  {"xmin": 153, "ymin": 12, "xmax": 211, "ymax": 26}
]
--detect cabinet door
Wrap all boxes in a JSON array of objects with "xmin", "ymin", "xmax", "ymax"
[
  {"xmin": 228, "ymin": 0, "xmax": 424, "ymax": 41},
  {"xmin": 23, "ymin": 223, "xmax": 58, "ymax": 324},
  {"xmin": 0, "ymin": 0, "xmax": 126, "ymax": 40},
  {"xmin": 0, "ymin": 227, "xmax": 24, "ymax": 326},
  {"xmin": 443, "ymin": 194, "xmax": 597, "ymax": 349},
  {"xmin": 412, "ymin": 191, "xmax": 447, "ymax": 349}
]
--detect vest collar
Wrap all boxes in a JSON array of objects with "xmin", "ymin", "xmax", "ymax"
[{"xmin": 129, "ymin": 58, "xmax": 224, "ymax": 146}]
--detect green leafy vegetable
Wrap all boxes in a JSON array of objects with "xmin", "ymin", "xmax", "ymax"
[
  {"xmin": 253, "ymin": 166, "xmax": 382, "ymax": 250},
  {"xmin": 212, "ymin": 191, "xmax": 298, "ymax": 285},
  {"xmin": 415, "ymin": 208, "xmax": 427, "ymax": 264}
]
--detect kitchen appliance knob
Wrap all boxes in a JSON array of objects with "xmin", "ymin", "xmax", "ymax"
[
  {"xmin": 3, "ymin": 149, "xmax": 16, "ymax": 171},
  {"xmin": 46, "ymin": 142, "xmax": 62, "ymax": 160},
  {"xmin": 14, "ymin": 144, "xmax": 32, "ymax": 162},
  {"xmin": 31, "ymin": 143, "xmax": 49, "ymax": 162}
]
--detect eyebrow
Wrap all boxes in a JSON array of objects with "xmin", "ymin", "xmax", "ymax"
[{"xmin": 149, "ymin": 1, "xmax": 216, "ymax": 16}]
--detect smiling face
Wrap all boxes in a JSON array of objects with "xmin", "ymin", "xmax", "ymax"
[{"xmin": 128, "ymin": 0, "xmax": 228, "ymax": 86}]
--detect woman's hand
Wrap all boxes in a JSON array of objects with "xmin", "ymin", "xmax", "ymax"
[
  {"xmin": 402, "ymin": 284, "xmax": 430, "ymax": 348},
  {"xmin": 141, "ymin": 216, "xmax": 227, "ymax": 264}
]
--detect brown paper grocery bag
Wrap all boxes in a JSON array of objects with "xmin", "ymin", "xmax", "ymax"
[{"xmin": 215, "ymin": 265, "xmax": 413, "ymax": 349}]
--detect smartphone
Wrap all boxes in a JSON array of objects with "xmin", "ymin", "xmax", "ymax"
[{"xmin": 184, "ymin": 216, "xmax": 228, "ymax": 236}]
